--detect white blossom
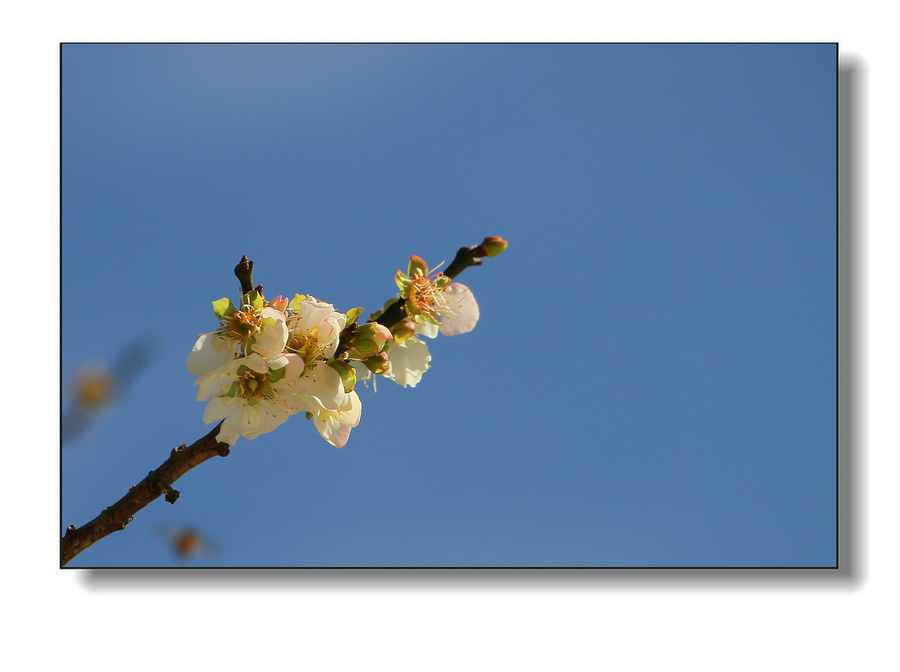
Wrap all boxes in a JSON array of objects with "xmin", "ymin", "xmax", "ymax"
[{"xmin": 196, "ymin": 352, "xmax": 304, "ymax": 445}]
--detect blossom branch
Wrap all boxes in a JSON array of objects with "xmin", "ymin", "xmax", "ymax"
[
  {"xmin": 63, "ymin": 237, "xmax": 505, "ymax": 565},
  {"xmin": 61, "ymin": 422, "xmax": 231, "ymax": 566},
  {"xmin": 374, "ymin": 236, "xmax": 507, "ymax": 330},
  {"xmin": 443, "ymin": 236, "xmax": 507, "ymax": 281}
]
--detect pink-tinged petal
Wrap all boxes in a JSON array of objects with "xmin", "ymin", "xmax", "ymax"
[
  {"xmin": 439, "ymin": 283, "xmax": 479, "ymax": 336},
  {"xmin": 322, "ymin": 421, "xmax": 352, "ymax": 449},
  {"xmin": 269, "ymin": 296, "xmax": 289, "ymax": 312},
  {"xmin": 278, "ymin": 353, "xmax": 305, "ymax": 383}
]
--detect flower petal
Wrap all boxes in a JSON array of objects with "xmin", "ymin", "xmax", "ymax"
[
  {"xmin": 186, "ymin": 332, "xmax": 235, "ymax": 376},
  {"xmin": 384, "ymin": 337, "xmax": 431, "ymax": 387},
  {"xmin": 414, "ymin": 320, "xmax": 440, "ymax": 339},
  {"xmin": 251, "ymin": 308, "xmax": 289, "ymax": 360},
  {"xmin": 439, "ymin": 283, "xmax": 479, "ymax": 336},
  {"xmin": 292, "ymin": 362, "xmax": 346, "ymax": 409}
]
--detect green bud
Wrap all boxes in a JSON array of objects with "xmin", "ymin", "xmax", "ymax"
[
  {"xmin": 329, "ymin": 360, "xmax": 357, "ymax": 393},
  {"xmin": 389, "ymin": 319, "xmax": 417, "ymax": 344},
  {"xmin": 480, "ymin": 236, "xmax": 508, "ymax": 257},
  {"xmin": 349, "ymin": 322, "xmax": 394, "ymax": 359},
  {"xmin": 364, "ymin": 351, "xmax": 390, "ymax": 375}
]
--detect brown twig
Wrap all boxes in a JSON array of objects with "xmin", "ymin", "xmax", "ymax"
[{"xmin": 61, "ymin": 422, "xmax": 230, "ymax": 566}]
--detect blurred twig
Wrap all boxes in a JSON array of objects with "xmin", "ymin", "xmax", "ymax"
[{"xmin": 62, "ymin": 337, "xmax": 160, "ymax": 444}]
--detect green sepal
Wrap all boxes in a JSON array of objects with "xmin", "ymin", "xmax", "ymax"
[
  {"xmin": 268, "ymin": 364, "xmax": 287, "ymax": 383},
  {"xmin": 243, "ymin": 289, "xmax": 264, "ymax": 310},
  {"xmin": 395, "ymin": 270, "xmax": 410, "ymax": 293},
  {"xmin": 289, "ymin": 293, "xmax": 307, "ymax": 312},
  {"xmin": 224, "ymin": 381, "xmax": 240, "ymax": 398},
  {"xmin": 213, "ymin": 297, "xmax": 237, "ymax": 320},
  {"xmin": 408, "ymin": 254, "xmax": 429, "ymax": 278},
  {"xmin": 345, "ymin": 307, "xmax": 364, "ymax": 326}
]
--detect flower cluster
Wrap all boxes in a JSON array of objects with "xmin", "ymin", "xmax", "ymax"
[{"xmin": 187, "ymin": 240, "xmax": 504, "ymax": 449}]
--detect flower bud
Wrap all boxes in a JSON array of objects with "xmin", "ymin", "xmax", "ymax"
[
  {"xmin": 269, "ymin": 295, "xmax": 289, "ymax": 312},
  {"xmin": 389, "ymin": 319, "xmax": 417, "ymax": 344},
  {"xmin": 363, "ymin": 351, "xmax": 391, "ymax": 375},
  {"xmin": 349, "ymin": 322, "xmax": 394, "ymax": 359},
  {"xmin": 329, "ymin": 360, "xmax": 357, "ymax": 393},
  {"xmin": 479, "ymin": 236, "xmax": 507, "ymax": 257}
]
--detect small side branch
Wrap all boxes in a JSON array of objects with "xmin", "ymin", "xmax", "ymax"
[{"xmin": 61, "ymin": 423, "xmax": 230, "ymax": 566}]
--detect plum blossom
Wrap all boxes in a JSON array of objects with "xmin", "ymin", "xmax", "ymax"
[
  {"xmin": 394, "ymin": 255, "xmax": 479, "ymax": 337},
  {"xmin": 381, "ymin": 257, "xmax": 479, "ymax": 388},
  {"xmin": 285, "ymin": 295, "xmax": 350, "ymax": 411},
  {"xmin": 196, "ymin": 352, "xmax": 304, "ymax": 445},
  {"xmin": 298, "ymin": 390, "xmax": 362, "ymax": 448},
  {"xmin": 187, "ymin": 292, "xmax": 288, "ymax": 377}
]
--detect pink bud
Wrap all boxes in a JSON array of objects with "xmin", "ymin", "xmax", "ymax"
[{"xmin": 269, "ymin": 295, "xmax": 289, "ymax": 312}]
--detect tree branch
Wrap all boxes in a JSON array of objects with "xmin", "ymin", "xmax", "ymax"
[
  {"xmin": 62, "ymin": 239, "xmax": 506, "ymax": 566},
  {"xmin": 61, "ymin": 422, "xmax": 230, "ymax": 566}
]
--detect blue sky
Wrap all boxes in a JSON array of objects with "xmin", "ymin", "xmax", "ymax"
[{"xmin": 61, "ymin": 43, "xmax": 836, "ymax": 567}]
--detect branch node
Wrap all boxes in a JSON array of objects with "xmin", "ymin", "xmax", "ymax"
[
  {"xmin": 148, "ymin": 470, "xmax": 180, "ymax": 504},
  {"xmin": 65, "ymin": 525, "xmax": 77, "ymax": 537},
  {"xmin": 171, "ymin": 443, "xmax": 188, "ymax": 457},
  {"xmin": 215, "ymin": 443, "xmax": 231, "ymax": 457}
]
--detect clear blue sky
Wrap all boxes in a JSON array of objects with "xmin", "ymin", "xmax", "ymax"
[{"xmin": 61, "ymin": 43, "xmax": 836, "ymax": 568}]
